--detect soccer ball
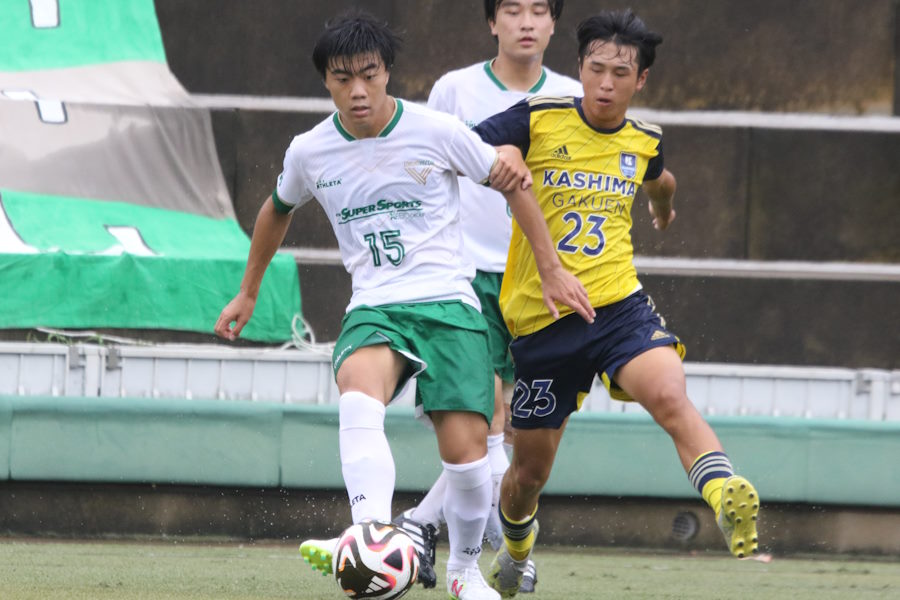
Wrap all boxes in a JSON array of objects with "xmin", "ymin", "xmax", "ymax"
[{"xmin": 332, "ymin": 521, "xmax": 420, "ymax": 599}]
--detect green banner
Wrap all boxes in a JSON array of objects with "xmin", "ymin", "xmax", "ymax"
[
  {"xmin": 0, "ymin": 0, "xmax": 167, "ymax": 71},
  {"xmin": 0, "ymin": 190, "xmax": 301, "ymax": 342},
  {"xmin": 0, "ymin": 2, "xmax": 300, "ymax": 342}
]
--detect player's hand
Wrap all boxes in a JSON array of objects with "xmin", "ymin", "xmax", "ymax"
[
  {"xmin": 489, "ymin": 145, "xmax": 532, "ymax": 192},
  {"xmin": 649, "ymin": 200, "xmax": 676, "ymax": 231},
  {"xmin": 214, "ymin": 291, "xmax": 257, "ymax": 340},
  {"xmin": 541, "ymin": 265, "xmax": 595, "ymax": 324}
]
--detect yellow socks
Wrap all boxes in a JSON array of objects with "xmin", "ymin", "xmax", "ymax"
[
  {"xmin": 499, "ymin": 505, "xmax": 538, "ymax": 561},
  {"xmin": 688, "ymin": 451, "xmax": 734, "ymax": 517},
  {"xmin": 702, "ymin": 478, "xmax": 726, "ymax": 519}
]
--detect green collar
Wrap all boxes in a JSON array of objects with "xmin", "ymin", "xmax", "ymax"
[
  {"xmin": 483, "ymin": 60, "xmax": 547, "ymax": 93},
  {"xmin": 333, "ymin": 98, "xmax": 404, "ymax": 141}
]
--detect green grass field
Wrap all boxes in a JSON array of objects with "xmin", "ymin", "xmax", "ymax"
[{"xmin": 0, "ymin": 539, "xmax": 897, "ymax": 599}]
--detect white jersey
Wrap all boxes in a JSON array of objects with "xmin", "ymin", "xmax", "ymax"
[
  {"xmin": 275, "ymin": 99, "xmax": 497, "ymax": 312},
  {"xmin": 428, "ymin": 61, "xmax": 582, "ymax": 272}
]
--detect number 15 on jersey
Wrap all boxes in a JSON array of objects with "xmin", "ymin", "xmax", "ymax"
[{"xmin": 364, "ymin": 229, "xmax": 406, "ymax": 267}]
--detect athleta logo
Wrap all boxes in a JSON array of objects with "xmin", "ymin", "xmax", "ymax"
[
  {"xmin": 333, "ymin": 344, "xmax": 353, "ymax": 368},
  {"xmin": 542, "ymin": 169, "xmax": 636, "ymax": 196},
  {"xmin": 404, "ymin": 160, "xmax": 434, "ymax": 185},
  {"xmin": 461, "ymin": 546, "xmax": 482, "ymax": 556},
  {"xmin": 316, "ymin": 177, "xmax": 342, "ymax": 189},
  {"xmin": 350, "ymin": 494, "xmax": 366, "ymax": 506},
  {"xmin": 336, "ymin": 199, "xmax": 424, "ymax": 224},
  {"xmin": 550, "ymin": 145, "xmax": 571, "ymax": 161}
]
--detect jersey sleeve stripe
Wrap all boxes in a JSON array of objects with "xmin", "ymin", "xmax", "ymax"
[
  {"xmin": 627, "ymin": 117, "xmax": 663, "ymax": 138},
  {"xmin": 271, "ymin": 190, "xmax": 293, "ymax": 214},
  {"xmin": 527, "ymin": 95, "xmax": 576, "ymax": 111}
]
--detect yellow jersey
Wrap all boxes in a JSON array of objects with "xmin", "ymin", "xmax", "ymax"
[{"xmin": 475, "ymin": 96, "xmax": 664, "ymax": 337}]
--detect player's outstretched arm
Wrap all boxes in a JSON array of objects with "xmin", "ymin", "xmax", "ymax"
[
  {"xmin": 503, "ymin": 186, "xmax": 595, "ymax": 324},
  {"xmin": 488, "ymin": 145, "xmax": 533, "ymax": 192},
  {"xmin": 644, "ymin": 168, "xmax": 677, "ymax": 231},
  {"xmin": 215, "ymin": 196, "xmax": 294, "ymax": 340}
]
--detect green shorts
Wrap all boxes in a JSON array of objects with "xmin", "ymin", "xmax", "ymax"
[
  {"xmin": 332, "ymin": 300, "xmax": 494, "ymax": 423},
  {"xmin": 472, "ymin": 270, "xmax": 515, "ymax": 383}
]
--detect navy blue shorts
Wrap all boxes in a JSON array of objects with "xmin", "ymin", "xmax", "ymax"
[{"xmin": 509, "ymin": 291, "xmax": 685, "ymax": 430}]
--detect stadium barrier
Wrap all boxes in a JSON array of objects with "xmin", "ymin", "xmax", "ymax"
[
  {"xmin": 1, "ymin": 395, "xmax": 899, "ymax": 508},
  {"xmin": 2, "ymin": 341, "xmax": 897, "ymax": 508}
]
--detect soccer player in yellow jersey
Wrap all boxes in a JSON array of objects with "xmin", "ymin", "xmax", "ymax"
[{"xmin": 473, "ymin": 10, "xmax": 761, "ymax": 595}]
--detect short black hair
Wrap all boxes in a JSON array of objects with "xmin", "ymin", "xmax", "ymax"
[
  {"xmin": 576, "ymin": 9, "xmax": 662, "ymax": 73},
  {"xmin": 484, "ymin": 0, "xmax": 564, "ymax": 22},
  {"xmin": 311, "ymin": 12, "xmax": 402, "ymax": 79}
]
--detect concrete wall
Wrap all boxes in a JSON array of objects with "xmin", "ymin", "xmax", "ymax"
[
  {"xmin": 745, "ymin": 129, "xmax": 900, "ymax": 262},
  {"xmin": 640, "ymin": 276, "xmax": 899, "ymax": 369},
  {"xmin": 155, "ymin": 0, "xmax": 898, "ymax": 115},
  {"xmin": 4, "ymin": 483, "xmax": 900, "ymax": 555}
]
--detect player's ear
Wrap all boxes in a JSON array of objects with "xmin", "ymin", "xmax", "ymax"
[{"xmin": 635, "ymin": 68, "xmax": 649, "ymax": 91}]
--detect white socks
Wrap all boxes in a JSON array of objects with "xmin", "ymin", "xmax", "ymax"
[
  {"xmin": 483, "ymin": 433, "xmax": 508, "ymax": 549},
  {"xmin": 411, "ymin": 432, "xmax": 508, "ymax": 551},
  {"xmin": 443, "ymin": 455, "xmax": 492, "ymax": 571},
  {"xmin": 339, "ymin": 391, "xmax": 395, "ymax": 524},
  {"xmin": 487, "ymin": 433, "xmax": 510, "ymax": 476},
  {"xmin": 338, "ymin": 390, "xmax": 497, "ymax": 572},
  {"xmin": 410, "ymin": 470, "xmax": 448, "ymax": 528}
]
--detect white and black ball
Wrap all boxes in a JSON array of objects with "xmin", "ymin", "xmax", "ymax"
[{"xmin": 332, "ymin": 521, "xmax": 420, "ymax": 599}]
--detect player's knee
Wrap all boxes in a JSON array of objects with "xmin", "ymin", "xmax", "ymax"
[
  {"xmin": 642, "ymin": 381, "xmax": 690, "ymax": 425},
  {"xmin": 510, "ymin": 460, "xmax": 551, "ymax": 496}
]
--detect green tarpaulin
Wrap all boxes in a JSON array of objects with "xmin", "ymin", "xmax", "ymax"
[
  {"xmin": 0, "ymin": 0, "xmax": 302, "ymax": 341},
  {"xmin": 0, "ymin": 0, "xmax": 168, "ymax": 72},
  {"xmin": 0, "ymin": 190, "xmax": 300, "ymax": 342}
]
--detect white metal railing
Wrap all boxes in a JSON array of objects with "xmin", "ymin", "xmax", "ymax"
[
  {"xmin": 582, "ymin": 364, "xmax": 899, "ymax": 421},
  {"xmin": 0, "ymin": 341, "xmax": 339, "ymax": 405},
  {"xmin": 282, "ymin": 247, "xmax": 900, "ymax": 282},
  {"xmin": 190, "ymin": 93, "xmax": 900, "ymax": 133},
  {"xmin": 1, "ymin": 341, "xmax": 897, "ymax": 421}
]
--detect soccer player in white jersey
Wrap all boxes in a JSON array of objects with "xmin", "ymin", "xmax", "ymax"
[
  {"xmin": 393, "ymin": 1, "xmax": 581, "ymax": 593},
  {"xmin": 213, "ymin": 13, "xmax": 592, "ymax": 600}
]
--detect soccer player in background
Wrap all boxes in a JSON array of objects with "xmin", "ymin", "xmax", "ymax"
[
  {"xmin": 472, "ymin": 10, "xmax": 762, "ymax": 596},
  {"xmin": 213, "ymin": 13, "xmax": 592, "ymax": 600},
  {"xmin": 392, "ymin": 1, "xmax": 582, "ymax": 593}
]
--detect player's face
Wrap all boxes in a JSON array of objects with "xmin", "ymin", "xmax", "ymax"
[
  {"xmin": 490, "ymin": 0, "xmax": 555, "ymax": 62},
  {"xmin": 578, "ymin": 41, "xmax": 648, "ymax": 130},
  {"xmin": 324, "ymin": 53, "xmax": 392, "ymax": 137}
]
